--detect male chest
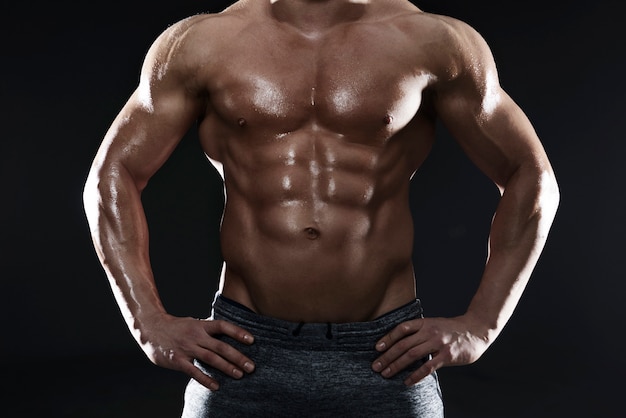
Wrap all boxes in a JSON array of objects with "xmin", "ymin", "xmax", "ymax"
[{"xmin": 206, "ymin": 22, "xmax": 432, "ymax": 136}]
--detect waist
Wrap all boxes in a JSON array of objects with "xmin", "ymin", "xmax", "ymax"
[
  {"xmin": 220, "ymin": 262, "xmax": 417, "ymax": 322},
  {"xmin": 218, "ymin": 199, "xmax": 417, "ymax": 321},
  {"xmin": 211, "ymin": 293, "xmax": 423, "ymax": 350}
]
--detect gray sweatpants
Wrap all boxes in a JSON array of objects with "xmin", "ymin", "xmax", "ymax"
[{"xmin": 182, "ymin": 294, "xmax": 444, "ymax": 417}]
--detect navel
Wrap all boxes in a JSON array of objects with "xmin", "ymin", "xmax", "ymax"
[
  {"xmin": 304, "ymin": 227, "xmax": 320, "ymax": 240},
  {"xmin": 238, "ymin": 118, "xmax": 247, "ymax": 127}
]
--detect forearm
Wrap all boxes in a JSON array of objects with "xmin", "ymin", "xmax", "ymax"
[
  {"xmin": 83, "ymin": 162, "xmax": 166, "ymax": 342},
  {"xmin": 466, "ymin": 163, "xmax": 559, "ymax": 342}
]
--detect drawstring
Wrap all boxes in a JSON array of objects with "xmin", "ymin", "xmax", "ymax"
[
  {"xmin": 291, "ymin": 322, "xmax": 334, "ymax": 339},
  {"xmin": 292, "ymin": 322, "xmax": 305, "ymax": 336}
]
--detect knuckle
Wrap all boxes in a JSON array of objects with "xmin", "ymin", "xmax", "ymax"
[
  {"xmin": 377, "ymin": 354, "xmax": 391, "ymax": 367},
  {"xmin": 191, "ymin": 368, "xmax": 214, "ymax": 385},
  {"xmin": 407, "ymin": 347, "xmax": 422, "ymax": 359},
  {"xmin": 200, "ymin": 350, "xmax": 220, "ymax": 365},
  {"xmin": 395, "ymin": 337, "xmax": 414, "ymax": 353},
  {"xmin": 393, "ymin": 340, "xmax": 408, "ymax": 353},
  {"xmin": 399, "ymin": 320, "xmax": 427, "ymax": 337},
  {"xmin": 232, "ymin": 352, "xmax": 247, "ymax": 366},
  {"xmin": 425, "ymin": 363, "xmax": 436, "ymax": 375},
  {"xmin": 437, "ymin": 345, "xmax": 454, "ymax": 361},
  {"xmin": 212, "ymin": 340, "xmax": 231, "ymax": 355},
  {"xmin": 426, "ymin": 326, "xmax": 440, "ymax": 338}
]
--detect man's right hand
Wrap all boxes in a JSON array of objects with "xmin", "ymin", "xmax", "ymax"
[{"xmin": 137, "ymin": 314, "xmax": 256, "ymax": 391}]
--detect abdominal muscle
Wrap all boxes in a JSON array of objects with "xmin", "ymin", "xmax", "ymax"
[{"xmin": 213, "ymin": 130, "xmax": 420, "ymax": 323}]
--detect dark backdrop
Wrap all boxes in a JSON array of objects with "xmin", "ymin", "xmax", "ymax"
[{"xmin": 2, "ymin": 1, "xmax": 623, "ymax": 416}]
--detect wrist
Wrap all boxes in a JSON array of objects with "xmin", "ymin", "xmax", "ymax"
[
  {"xmin": 462, "ymin": 309, "xmax": 501, "ymax": 346},
  {"xmin": 126, "ymin": 308, "xmax": 170, "ymax": 344}
]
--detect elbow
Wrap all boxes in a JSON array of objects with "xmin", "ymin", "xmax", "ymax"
[
  {"xmin": 83, "ymin": 165, "xmax": 101, "ymax": 215},
  {"xmin": 530, "ymin": 168, "xmax": 560, "ymax": 241},
  {"xmin": 82, "ymin": 161, "xmax": 143, "ymax": 220},
  {"xmin": 501, "ymin": 161, "xmax": 560, "ymax": 207},
  {"xmin": 83, "ymin": 164, "xmax": 115, "ymax": 211},
  {"xmin": 539, "ymin": 168, "xmax": 560, "ymax": 218},
  {"xmin": 501, "ymin": 162, "xmax": 560, "ymax": 229}
]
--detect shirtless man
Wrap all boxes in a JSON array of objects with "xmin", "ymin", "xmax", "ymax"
[{"xmin": 83, "ymin": 0, "xmax": 559, "ymax": 416}]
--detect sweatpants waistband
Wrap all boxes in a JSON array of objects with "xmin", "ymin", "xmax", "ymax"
[{"xmin": 211, "ymin": 294, "xmax": 423, "ymax": 350}]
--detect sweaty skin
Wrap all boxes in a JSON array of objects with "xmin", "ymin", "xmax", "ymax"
[{"xmin": 84, "ymin": 0, "xmax": 559, "ymax": 391}]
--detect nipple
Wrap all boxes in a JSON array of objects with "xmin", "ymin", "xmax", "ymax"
[
  {"xmin": 383, "ymin": 114, "xmax": 393, "ymax": 125},
  {"xmin": 238, "ymin": 118, "xmax": 247, "ymax": 127},
  {"xmin": 304, "ymin": 227, "xmax": 320, "ymax": 240}
]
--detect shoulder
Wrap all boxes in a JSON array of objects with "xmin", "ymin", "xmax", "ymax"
[
  {"xmin": 146, "ymin": 11, "xmax": 243, "ymax": 62},
  {"xmin": 394, "ymin": 11, "xmax": 497, "ymax": 83},
  {"xmin": 162, "ymin": 0, "xmax": 258, "ymax": 45},
  {"xmin": 137, "ymin": 8, "xmax": 249, "ymax": 86}
]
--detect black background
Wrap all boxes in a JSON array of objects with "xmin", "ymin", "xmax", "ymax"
[{"xmin": 2, "ymin": 0, "xmax": 624, "ymax": 416}]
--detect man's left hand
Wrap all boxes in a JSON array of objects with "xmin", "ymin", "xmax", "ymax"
[{"xmin": 371, "ymin": 316, "xmax": 491, "ymax": 386}]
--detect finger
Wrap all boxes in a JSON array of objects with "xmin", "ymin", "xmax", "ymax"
[
  {"xmin": 403, "ymin": 354, "xmax": 445, "ymax": 386},
  {"xmin": 372, "ymin": 321, "xmax": 428, "ymax": 373},
  {"xmin": 376, "ymin": 341, "xmax": 435, "ymax": 379},
  {"xmin": 372, "ymin": 333, "xmax": 424, "ymax": 373},
  {"xmin": 375, "ymin": 318, "xmax": 424, "ymax": 352},
  {"xmin": 199, "ymin": 338, "xmax": 256, "ymax": 377},
  {"xmin": 196, "ymin": 348, "xmax": 248, "ymax": 379},
  {"xmin": 205, "ymin": 319, "xmax": 255, "ymax": 345},
  {"xmin": 180, "ymin": 360, "xmax": 222, "ymax": 391},
  {"xmin": 200, "ymin": 320, "xmax": 256, "ymax": 374}
]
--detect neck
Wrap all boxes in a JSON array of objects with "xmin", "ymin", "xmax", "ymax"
[{"xmin": 270, "ymin": 0, "xmax": 370, "ymax": 33}]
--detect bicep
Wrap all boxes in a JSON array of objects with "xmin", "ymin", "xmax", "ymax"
[
  {"xmin": 430, "ymin": 20, "xmax": 550, "ymax": 191},
  {"xmin": 95, "ymin": 87, "xmax": 201, "ymax": 190},
  {"xmin": 92, "ymin": 22, "xmax": 206, "ymax": 189},
  {"xmin": 436, "ymin": 87, "xmax": 549, "ymax": 192}
]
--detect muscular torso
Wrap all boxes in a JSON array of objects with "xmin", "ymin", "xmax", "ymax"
[{"xmin": 190, "ymin": 1, "xmax": 445, "ymax": 322}]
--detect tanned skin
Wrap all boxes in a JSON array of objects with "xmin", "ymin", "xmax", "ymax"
[{"xmin": 84, "ymin": 0, "xmax": 559, "ymax": 392}]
